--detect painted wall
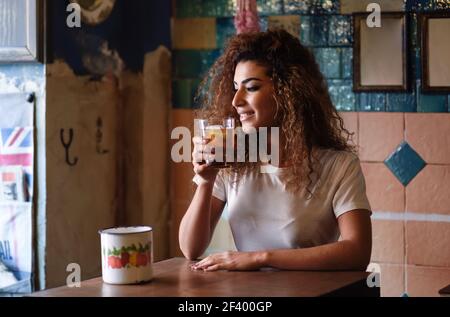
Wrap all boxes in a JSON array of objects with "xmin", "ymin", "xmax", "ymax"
[
  {"xmin": 170, "ymin": 0, "xmax": 450, "ymax": 297},
  {"xmin": 43, "ymin": 0, "xmax": 171, "ymax": 288}
]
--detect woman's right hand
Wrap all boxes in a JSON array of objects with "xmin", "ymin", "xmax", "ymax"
[{"xmin": 192, "ymin": 136, "xmax": 219, "ymax": 185}]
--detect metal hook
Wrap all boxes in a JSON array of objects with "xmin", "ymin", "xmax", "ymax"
[{"xmin": 60, "ymin": 128, "xmax": 78, "ymax": 166}]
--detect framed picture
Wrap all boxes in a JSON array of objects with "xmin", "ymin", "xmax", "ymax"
[
  {"xmin": 353, "ymin": 13, "xmax": 408, "ymax": 92},
  {"xmin": 420, "ymin": 12, "xmax": 450, "ymax": 92},
  {"xmin": 0, "ymin": 0, "xmax": 44, "ymax": 63}
]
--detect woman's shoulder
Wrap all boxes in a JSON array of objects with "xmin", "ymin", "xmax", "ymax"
[{"xmin": 316, "ymin": 148, "xmax": 360, "ymax": 169}]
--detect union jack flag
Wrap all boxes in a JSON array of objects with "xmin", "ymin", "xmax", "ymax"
[{"xmin": 0, "ymin": 127, "xmax": 34, "ymax": 201}]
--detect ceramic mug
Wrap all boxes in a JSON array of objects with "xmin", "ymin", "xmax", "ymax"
[{"xmin": 99, "ymin": 226, "xmax": 153, "ymax": 284}]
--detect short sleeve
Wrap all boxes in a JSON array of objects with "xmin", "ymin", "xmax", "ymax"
[
  {"xmin": 192, "ymin": 171, "xmax": 227, "ymax": 202},
  {"xmin": 332, "ymin": 154, "xmax": 371, "ymax": 218}
]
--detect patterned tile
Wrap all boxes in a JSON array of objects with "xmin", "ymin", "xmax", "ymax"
[
  {"xmin": 284, "ymin": 0, "xmax": 310, "ymax": 14},
  {"xmin": 300, "ymin": 15, "xmax": 312, "ymax": 45},
  {"xmin": 386, "ymin": 92, "xmax": 417, "ymax": 112},
  {"xmin": 257, "ymin": 0, "xmax": 284, "ymax": 16},
  {"xmin": 203, "ymin": 0, "xmax": 236, "ymax": 17},
  {"xmin": 309, "ymin": 0, "xmax": 339, "ymax": 14},
  {"xmin": 310, "ymin": 15, "xmax": 329, "ymax": 46},
  {"xmin": 384, "ymin": 141, "xmax": 426, "ymax": 186},
  {"xmin": 405, "ymin": 0, "xmax": 436, "ymax": 11},
  {"xmin": 328, "ymin": 15, "xmax": 353, "ymax": 45},
  {"xmin": 259, "ymin": 16, "xmax": 269, "ymax": 31},
  {"xmin": 410, "ymin": 13, "xmax": 418, "ymax": 47},
  {"xmin": 338, "ymin": 83, "xmax": 356, "ymax": 111},
  {"xmin": 328, "ymin": 80, "xmax": 356, "ymax": 111},
  {"xmin": 176, "ymin": 0, "xmax": 236, "ymax": 18},
  {"xmin": 175, "ymin": 0, "xmax": 203, "ymax": 18},
  {"xmin": 357, "ymin": 93, "xmax": 386, "ymax": 111},
  {"xmin": 314, "ymin": 48, "xmax": 340, "ymax": 78},
  {"xmin": 341, "ymin": 47, "xmax": 353, "ymax": 79},
  {"xmin": 216, "ymin": 18, "xmax": 236, "ymax": 48}
]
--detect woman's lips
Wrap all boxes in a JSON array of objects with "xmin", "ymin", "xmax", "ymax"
[{"xmin": 239, "ymin": 112, "xmax": 255, "ymax": 121}]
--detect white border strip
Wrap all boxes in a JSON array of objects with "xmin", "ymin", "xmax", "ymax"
[{"xmin": 371, "ymin": 211, "xmax": 450, "ymax": 223}]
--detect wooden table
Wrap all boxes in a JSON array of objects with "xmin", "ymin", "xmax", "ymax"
[{"xmin": 31, "ymin": 257, "xmax": 379, "ymax": 297}]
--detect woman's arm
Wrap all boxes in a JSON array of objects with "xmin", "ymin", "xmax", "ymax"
[
  {"xmin": 192, "ymin": 209, "xmax": 372, "ymax": 271},
  {"xmin": 179, "ymin": 183, "xmax": 226, "ymax": 260},
  {"xmin": 179, "ymin": 136, "xmax": 227, "ymax": 260}
]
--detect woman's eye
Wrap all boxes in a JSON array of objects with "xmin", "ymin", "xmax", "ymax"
[{"xmin": 246, "ymin": 86, "xmax": 259, "ymax": 92}]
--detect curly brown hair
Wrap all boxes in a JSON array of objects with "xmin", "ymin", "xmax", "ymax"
[{"xmin": 195, "ymin": 28, "xmax": 355, "ymax": 195}]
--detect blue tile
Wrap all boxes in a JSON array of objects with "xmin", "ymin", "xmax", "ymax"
[
  {"xmin": 300, "ymin": 15, "xmax": 311, "ymax": 46},
  {"xmin": 257, "ymin": 0, "xmax": 284, "ymax": 16},
  {"xmin": 310, "ymin": 16, "xmax": 329, "ymax": 46},
  {"xmin": 309, "ymin": 0, "xmax": 339, "ymax": 14},
  {"xmin": 406, "ymin": 0, "xmax": 450, "ymax": 12},
  {"xmin": 328, "ymin": 80, "xmax": 340, "ymax": 108},
  {"xmin": 284, "ymin": 0, "xmax": 310, "ymax": 14},
  {"xmin": 417, "ymin": 93, "xmax": 447, "ymax": 112},
  {"xmin": 259, "ymin": 16, "xmax": 269, "ymax": 31},
  {"xmin": 314, "ymin": 48, "xmax": 340, "ymax": 78},
  {"xmin": 357, "ymin": 93, "xmax": 386, "ymax": 111},
  {"xmin": 341, "ymin": 47, "xmax": 353, "ymax": 79},
  {"xmin": 203, "ymin": 0, "xmax": 236, "ymax": 17},
  {"xmin": 386, "ymin": 92, "xmax": 417, "ymax": 112},
  {"xmin": 384, "ymin": 141, "xmax": 426, "ymax": 186},
  {"xmin": 328, "ymin": 80, "xmax": 355, "ymax": 111},
  {"xmin": 405, "ymin": 0, "xmax": 436, "ymax": 11},
  {"xmin": 328, "ymin": 15, "xmax": 352, "ymax": 46},
  {"xmin": 410, "ymin": 13, "xmax": 418, "ymax": 47},
  {"xmin": 338, "ymin": 82, "xmax": 356, "ymax": 111},
  {"xmin": 216, "ymin": 18, "xmax": 236, "ymax": 48},
  {"xmin": 413, "ymin": 47, "xmax": 421, "ymax": 80}
]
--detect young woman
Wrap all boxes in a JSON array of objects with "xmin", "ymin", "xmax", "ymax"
[{"xmin": 179, "ymin": 29, "xmax": 372, "ymax": 271}]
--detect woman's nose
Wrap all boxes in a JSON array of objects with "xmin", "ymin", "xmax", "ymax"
[{"xmin": 232, "ymin": 88, "xmax": 245, "ymax": 108}]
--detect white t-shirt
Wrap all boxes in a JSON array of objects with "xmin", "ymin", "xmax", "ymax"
[{"xmin": 193, "ymin": 149, "xmax": 371, "ymax": 252}]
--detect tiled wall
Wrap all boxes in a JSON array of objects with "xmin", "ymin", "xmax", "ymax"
[
  {"xmin": 170, "ymin": 0, "xmax": 450, "ymax": 297},
  {"xmin": 172, "ymin": 0, "xmax": 450, "ymax": 112},
  {"xmin": 341, "ymin": 112, "xmax": 450, "ymax": 297}
]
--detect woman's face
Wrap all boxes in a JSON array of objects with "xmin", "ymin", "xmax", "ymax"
[{"xmin": 232, "ymin": 61, "xmax": 277, "ymax": 133}]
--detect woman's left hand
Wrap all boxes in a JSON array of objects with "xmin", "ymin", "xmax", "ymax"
[{"xmin": 190, "ymin": 251, "xmax": 266, "ymax": 271}]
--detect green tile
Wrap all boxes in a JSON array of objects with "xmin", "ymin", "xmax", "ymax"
[
  {"xmin": 172, "ymin": 79, "xmax": 192, "ymax": 108},
  {"xmin": 417, "ymin": 93, "xmax": 447, "ymax": 112},
  {"xmin": 216, "ymin": 18, "xmax": 236, "ymax": 48}
]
